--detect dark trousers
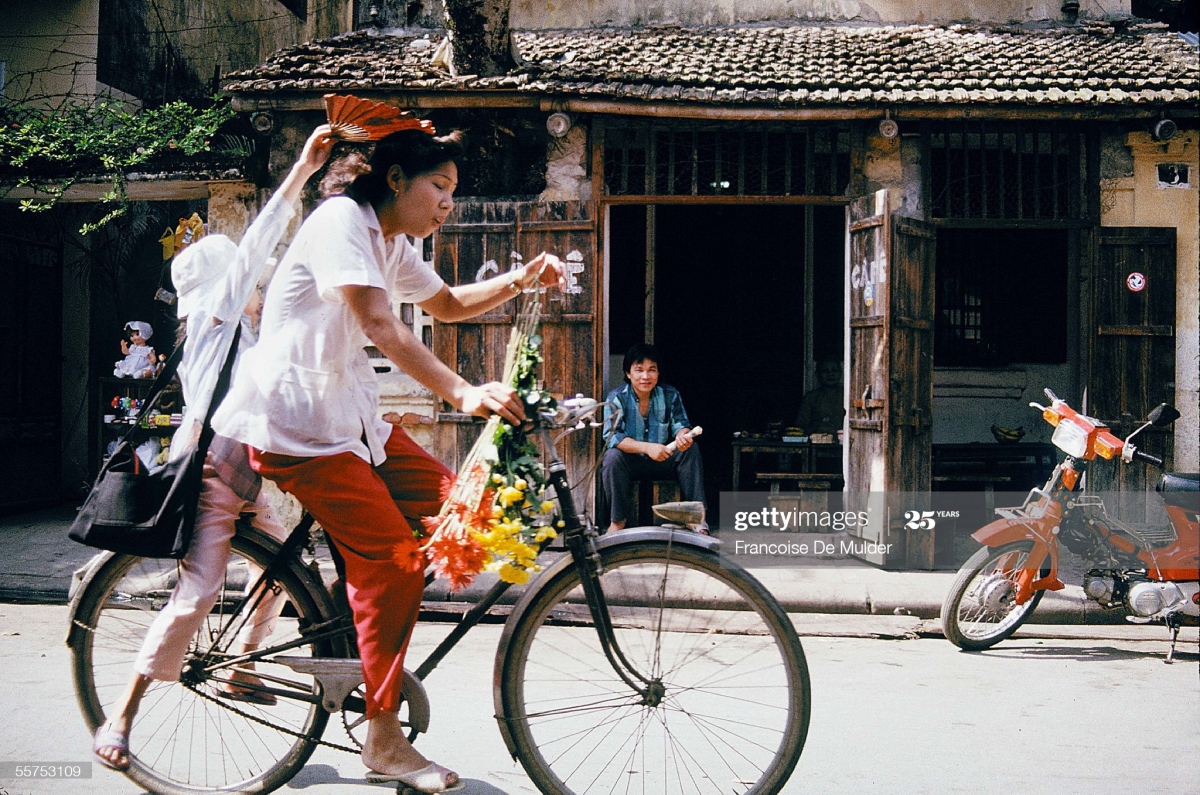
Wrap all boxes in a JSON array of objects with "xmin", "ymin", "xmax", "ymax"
[{"xmin": 601, "ymin": 445, "xmax": 707, "ymax": 525}]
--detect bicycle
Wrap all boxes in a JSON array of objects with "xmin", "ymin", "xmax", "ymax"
[{"xmin": 67, "ymin": 397, "xmax": 811, "ymax": 795}]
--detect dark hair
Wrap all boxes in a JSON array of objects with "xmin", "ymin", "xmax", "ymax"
[
  {"xmin": 344, "ymin": 128, "xmax": 466, "ymax": 205},
  {"xmin": 622, "ymin": 343, "xmax": 660, "ymax": 381},
  {"xmin": 315, "ymin": 147, "xmax": 371, "ymax": 200}
]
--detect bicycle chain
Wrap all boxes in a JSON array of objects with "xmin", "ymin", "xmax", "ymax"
[{"xmin": 181, "ymin": 680, "xmax": 361, "ymax": 755}]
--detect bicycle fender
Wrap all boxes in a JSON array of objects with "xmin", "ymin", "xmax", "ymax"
[
  {"xmin": 491, "ymin": 527, "xmax": 719, "ymax": 759},
  {"xmin": 65, "ymin": 551, "xmax": 117, "ymax": 647}
]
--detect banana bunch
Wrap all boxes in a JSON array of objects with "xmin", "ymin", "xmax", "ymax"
[{"xmin": 991, "ymin": 424, "xmax": 1025, "ymax": 443}]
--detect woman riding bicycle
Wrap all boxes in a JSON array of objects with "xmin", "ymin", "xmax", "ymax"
[
  {"xmin": 93, "ymin": 125, "xmax": 336, "ymax": 772},
  {"xmin": 210, "ymin": 123, "xmax": 565, "ymax": 793}
]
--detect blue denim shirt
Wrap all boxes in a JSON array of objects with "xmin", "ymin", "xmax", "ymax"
[{"xmin": 604, "ymin": 383, "xmax": 692, "ymax": 450}]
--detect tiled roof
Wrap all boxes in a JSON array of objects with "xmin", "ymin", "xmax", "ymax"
[{"xmin": 224, "ymin": 21, "xmax": 1199, "ymax": 106}]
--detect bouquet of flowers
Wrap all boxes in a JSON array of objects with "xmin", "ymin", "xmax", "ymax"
[{"xmin": 417, "ymin": 292, "xmax": 560, "ymax": 590}]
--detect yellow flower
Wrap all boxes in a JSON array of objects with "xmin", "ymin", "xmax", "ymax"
[
  {"xmin": 491, "ymin": 505, "xmax": 504, "ymax": 519},
  {"xmin": 540, "ymin": 500, "xmax": 555, "ymax": 514},
  {"xmin": 492, "ymin": 473, "xmax": 504, "ymax": 485},
  {"xmin": 498, "ymin": 487, "xmax": 523, "ymax": 507},
  {"xmin": 534, "ymin": 526, "xmax": 558, "ymax": 543},
  {"xmin": 514, "ymin": 478, "xmax": 528, "ymax": 491},
  {"xmin": 556, "ymin": 520, "xmax": 566, "ymax": 528},
  {"xmin": 497, "ymin": 563, "xmax": 531, "ymax": 585}
]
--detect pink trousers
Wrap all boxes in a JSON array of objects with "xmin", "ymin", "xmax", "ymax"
[
  {"xmin": 249, "ymin": 425, "xmax": 450, "ymax": 719},
  {"xmin": 134, "ymin": 464, "xmax": 289, "ymax": 681}
]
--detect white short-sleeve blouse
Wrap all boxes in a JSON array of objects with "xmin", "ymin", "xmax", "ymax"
[{"xmin": 212, "ymin": 196, "xmax": 445, "ymax": 464}]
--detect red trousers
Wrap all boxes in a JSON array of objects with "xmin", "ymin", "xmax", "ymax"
[{"xmin": 249, "ymin": 425, "xmax": 451, "ymax": 718}]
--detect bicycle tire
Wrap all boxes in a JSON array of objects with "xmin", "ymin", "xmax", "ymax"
[
  {"xmin": 941, "ymin": 541, "xmax": 1046, "ymax": 651},
  {"xmin": 71, "ymin": 534, "xmax": 334, "ymax": 795},
  {"xmin": 497, "ymin": 539, "xmax": 810, "ymax": 795}
]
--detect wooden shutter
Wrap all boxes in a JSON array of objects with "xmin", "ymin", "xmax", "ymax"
[
  {"xmin": 845, "ymin": 190, "xmax": 935, "ymax": 566},
  {"xmin": 1088, "ymin": 226, "xmax": 1176, "ymax": 523},
  {"xmin": 432, "ymin": 200, "xmax": 599, "ymax": 496}
]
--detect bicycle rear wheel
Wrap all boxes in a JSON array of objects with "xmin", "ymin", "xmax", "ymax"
[
  {"xmin": 497, "ymin": 539, "xmax": 810, "ymax": 795},
  {"xmin": 71, "ymin": 534, "xmax": 334, "ymax": 795}
]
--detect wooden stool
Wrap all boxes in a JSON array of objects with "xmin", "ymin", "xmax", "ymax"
[{"xmin": 632, "ymin": 480, "xmax": 680, "ymax": 526}]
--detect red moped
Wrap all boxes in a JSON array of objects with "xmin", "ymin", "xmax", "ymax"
[{"xmin": 941, "ymin": 389, "xmax": 1198, "ymax": 660}]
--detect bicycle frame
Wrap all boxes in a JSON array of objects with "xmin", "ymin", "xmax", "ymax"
[{"xmin": 172, "ymin": 406, "xmax": 718, "ymax": 721}]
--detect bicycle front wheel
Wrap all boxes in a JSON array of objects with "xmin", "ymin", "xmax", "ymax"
[
  {"xmin": 498, "ymin": 539, "xmax": 810, "ymax": 795},
  {"xmin": 71, "ymin": 534, "xmax": 334, "ymax": 795}
]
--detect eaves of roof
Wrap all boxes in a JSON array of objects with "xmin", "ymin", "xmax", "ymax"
[{"xmin": 223, "ymin": 21, "xmax": 1199, "ymax": 118}]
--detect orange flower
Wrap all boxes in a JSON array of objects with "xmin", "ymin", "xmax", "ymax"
[{"xmin": 391, "ymin": 540, "xmax": 426, "ymax": 574}]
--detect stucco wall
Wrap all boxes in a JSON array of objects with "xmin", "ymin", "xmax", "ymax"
[
  {"xmin": 512, "ymin": 0, "xmax": 1130, "ymax": 27},
  {"xmin": 153, "ymin": 0, "xmax": 351, "ymax": 87},
  {"xmin": 1100, "ymin": 130, "xmax": 1200, "ymax": 471},
  {"xmin": 0, "ymin": 1, "xmax": 104, "ymax": 108}
]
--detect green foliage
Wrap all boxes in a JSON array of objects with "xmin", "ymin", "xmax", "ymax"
[{"xmin": 0, "ymin": 97, "xmax": 235, "ymax": 233}]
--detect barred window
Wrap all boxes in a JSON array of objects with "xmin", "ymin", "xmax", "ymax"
[
  {"xmin": 605, "ymin": 124, "xmax": 851, "ymax": 197},
  {"xmin": 928, "ymin": 123, "xmax": 1085, "ymax": 220}
]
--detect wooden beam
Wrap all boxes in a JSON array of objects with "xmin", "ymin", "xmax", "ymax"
[
  {"xmin": 1, "ymin": 178, "xmax": 240, "ymax": 203},
  {"xmin": 231, "ymin": 91, "xmax": 1196, "ymax": 121}
]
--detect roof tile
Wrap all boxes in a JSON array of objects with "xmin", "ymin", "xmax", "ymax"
[{"xmin": 223, "ymin": 24, "xmax": 1199, "ymax": 106}]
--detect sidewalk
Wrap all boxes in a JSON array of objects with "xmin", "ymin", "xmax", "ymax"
[{"xmin": 0, "ymin": 503, "xmax": 1127, "ymax": 626}]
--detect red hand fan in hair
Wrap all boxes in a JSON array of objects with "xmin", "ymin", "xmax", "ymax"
[{"xmin": 323, "ymin": 94, "xmax": 436, "ymax": 141}]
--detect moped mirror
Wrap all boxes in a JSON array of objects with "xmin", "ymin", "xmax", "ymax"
[{"xmin": 1147, "ymin": 403, "xmax": 1180, "ymax": 427}]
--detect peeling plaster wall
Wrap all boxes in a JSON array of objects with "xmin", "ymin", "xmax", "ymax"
[
  {"xmin": 1101, "ymin": 130, "xmax": 1200, "ymax": 470},
  {"xmin": 512, "ymin": 0, "xmax": 1130, "ymax": 27},
  {"xmin": 539, "ymin": 124, "xmax": 591, "ymax": 202}
]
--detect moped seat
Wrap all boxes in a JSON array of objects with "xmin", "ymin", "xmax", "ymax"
[{"xmin": 1157, "ymin": 473, "xmax": 1200, "ymax": 509}]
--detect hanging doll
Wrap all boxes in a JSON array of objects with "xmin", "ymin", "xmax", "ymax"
[{"xmin": 113, "ymin": 321, "xmax": 158, "ymax": 378}]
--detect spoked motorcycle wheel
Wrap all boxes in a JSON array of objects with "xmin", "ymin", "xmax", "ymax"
[{"xmin": 941, "ymin": 541, "xmax": 1045, "ymax": 651}]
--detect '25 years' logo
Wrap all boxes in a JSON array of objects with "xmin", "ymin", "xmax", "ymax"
[{"xmin": 903, "ymin": 510, "xmax": 936, "ymax": 530}]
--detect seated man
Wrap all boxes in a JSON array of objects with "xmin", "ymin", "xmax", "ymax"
[
  {"xmin": 601, "ymin": 343, "xmax": 707, "ymax": 533},
  {"xmin": 795, "ymin": 356, "xmax": 846, "ymax": 436}
]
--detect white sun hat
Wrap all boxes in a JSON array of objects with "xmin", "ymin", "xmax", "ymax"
[{"xmin": 171, "ymin": 234, "xmax": 238, "ymax": 318}]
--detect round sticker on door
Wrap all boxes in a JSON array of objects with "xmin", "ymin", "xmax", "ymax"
[{"xmin": 1126, "ymin": 272, "xmax": 1146, "ymax": 292}]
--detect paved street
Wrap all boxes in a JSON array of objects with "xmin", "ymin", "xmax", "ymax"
[{"xmin": 1, "ymin": 603, "xmax": 1196, "ymax": 795}]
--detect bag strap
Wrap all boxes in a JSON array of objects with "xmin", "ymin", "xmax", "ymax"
[{"xmin": 198, "ymin": 323, "xmax": 242, "ymax": 442}]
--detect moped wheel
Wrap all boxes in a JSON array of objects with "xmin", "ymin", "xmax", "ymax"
[
  {"xmin": 498, "ymin": 541, "xmax": 810, "ymax": 795},
  {"xmin": 71, "ymin": 535, "xmax": 333, "ymax": 795},
  {"xmin": 941, "ymin": 541, "xmax": 1045, "ymax": 651}
]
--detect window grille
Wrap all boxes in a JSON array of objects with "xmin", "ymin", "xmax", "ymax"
[
  {"xmin": 928, "ymin": 122, "xmax": 1084, "ymax": 220},
  {"xmin": 605, "ymin": 124, "xmax": 851, "ymax": 197},
  {"xmin": 935, "ymin": 229, "xmax": 1069, "ymax": 367}
]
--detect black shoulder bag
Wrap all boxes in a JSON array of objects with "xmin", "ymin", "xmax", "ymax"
[{"xmin": 69, "ymin": 325, "xmax": 242, "ymax": 558}]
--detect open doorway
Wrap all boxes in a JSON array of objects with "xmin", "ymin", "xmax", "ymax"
[{"xmin": 607, "ymin": 203, "xmax": 845, "ymax": 519}]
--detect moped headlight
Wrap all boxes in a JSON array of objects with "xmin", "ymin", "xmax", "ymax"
[{"xmin": 1051, "ymin": 420, "xmax": 1089, "ymax": 458}]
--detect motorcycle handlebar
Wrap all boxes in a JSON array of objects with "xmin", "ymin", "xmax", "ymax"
[{"xmin": 1133, "ymin": 448, "xmax": 1164, "ymax": 468}]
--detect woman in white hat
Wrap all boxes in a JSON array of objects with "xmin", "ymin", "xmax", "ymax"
[{"xmin": 92, "ymin": 125, "xmax": 335, "ymax": 773}]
